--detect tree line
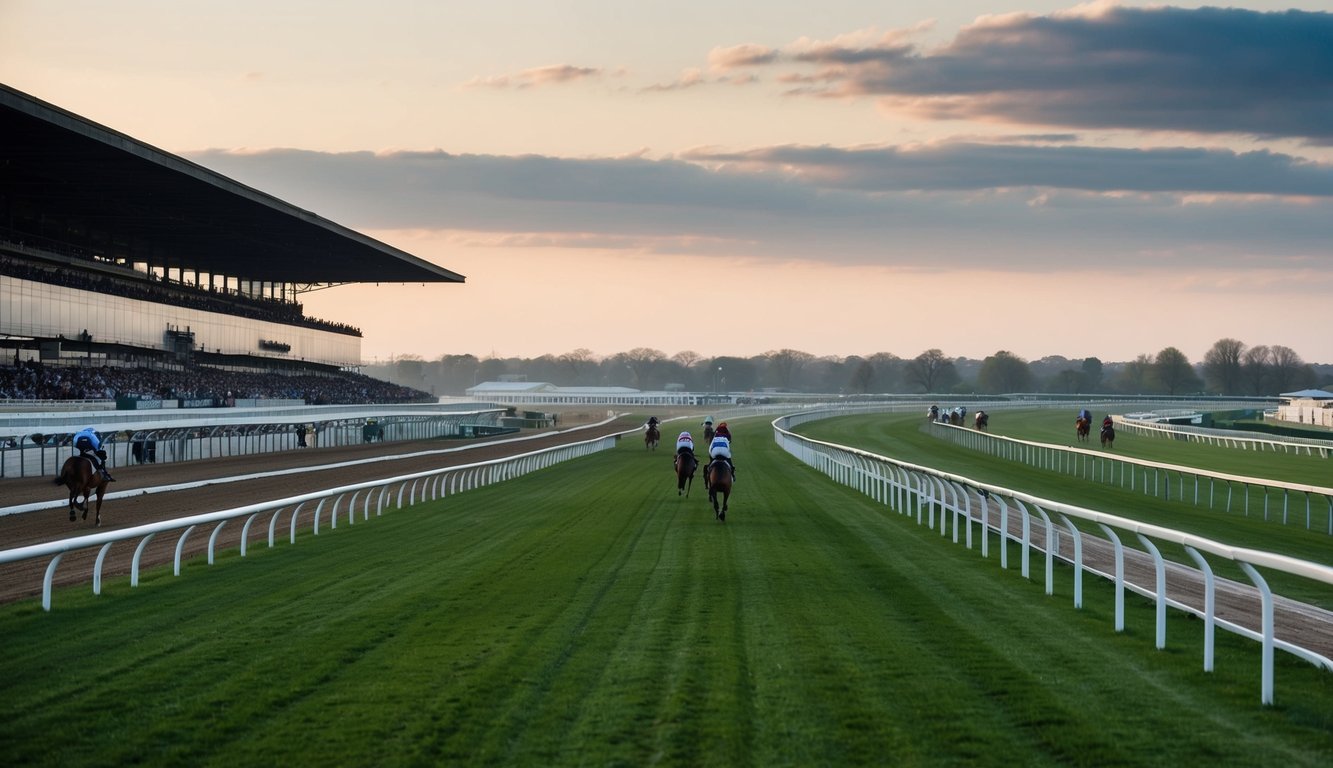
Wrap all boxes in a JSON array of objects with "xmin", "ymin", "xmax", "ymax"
[{"xmin": 364, "ymin": 339, "xmax": 1327, "ymax": 398}]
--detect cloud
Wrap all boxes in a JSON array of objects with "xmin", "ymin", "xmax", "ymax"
[
  {"xmin": 188, "ymin": 145, "xmax": 1333, "ymax": 274},
  {"xmin": 680, "ymin": 143, "xmax": 1333, "ymax": 196},
  {"xmin": 729, "ymin": 6, "xmax": 1333, "ymax": 141},
  {"xmin": 708, "ymin": 44, "xmax": 779, "ymax": 71},
  {"xmin": 464, "ymin": 64, "xmax": 601, "ymax": 90}
]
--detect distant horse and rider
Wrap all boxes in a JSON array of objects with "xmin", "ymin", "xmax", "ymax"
[
  {"xmin": 704, "ymin": 422, "xmax": 735, "ymax": 522},
  {"xmin": 1076, "ymin": 408, "xmax": 1092, "ymax": 443},
  {"xmin": 673, "ymin": 430, "xmax": 697, "ymax": 497},
  {"xmin": 645, "ymin": 416, "xmax": 660, "ymax": 450},
  {"xmin": 1100, "ymin": 416, "xmax": 1116, "ymax": 450},
  {"xmin": 974, "ymin": 410, "xmax": 989, "ymax": 431},
  {"xmin": 706, "ymin": 459, "xmax": 732, "ymax": 522}
]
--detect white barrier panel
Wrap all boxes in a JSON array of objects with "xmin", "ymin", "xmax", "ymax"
[
  {"xmin": 925, "ymin": 418, "xmax": 1333, "ymax": 534},
  {"xmin": 0, "ymin": 432, "xmax": 622, "ymax": 613},
  {"xmin": 771, "ymin": 406, "xmax": 1333, "ymax": 707}
]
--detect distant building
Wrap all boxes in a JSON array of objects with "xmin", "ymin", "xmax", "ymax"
[{"xmin": 1275, "ymin": 389, "xmax": 1333, "ymax": 428}]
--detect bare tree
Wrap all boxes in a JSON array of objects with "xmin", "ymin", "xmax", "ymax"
[
  {"xmin": 1241, "ymin": 345, "xmax": 1272, "ymax": 395},
  {"xmin": 764, "ymin": 349, "xmax": 815, "ymax": 390},
  {"xmin": 560, "ymin": 348, "xmax": 598, "ymax": 386},
  {"xmin": 1115, "ymin": 354, "xmax": 1154, "ymax": 394},
  {"xmin": 671, "ymin": 350, "xmax": 702, "ymax": 369},
  {"xmin": 1269, "ymin": 345, "xmax": 1312, "ymax": 393},
  {"xmin": 1152, "ymin": 347, "xmax": 1201, "ymax": 395},
  {"xmin": 623, "ymin": 347, "xmax": 667, "ymax": 389},
  {"xmin": 977, "ymin": 350, "xmax": 1033, "ymax": 394},
  {"xmin": 1202, "ymin": 338, "xmax": 1246, "ymax": 394},
  {"xmin": 847, "ymin": 357, "xmax": 875, "ymax": 394},
  {"xmin": 906, "ymin": 349, "xmax": 958, "ymax": 393},
  {"xmin": 867, "ymin": 353, "xmax": 903, "ymax": 392}
]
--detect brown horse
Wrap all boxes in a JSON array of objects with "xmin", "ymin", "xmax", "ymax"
[
  {"xmin": 675, "ymin": 451, "xmax": 696, "ymax": 497},
  {"xmin": 705, "ymin": 458, "xmax": 732, "ymax": 522},
  {"xmin": 1075, "ymin": 417, "xmax": 1091, "ymax": 443},
  {"xmin": 54, "ymin": 454, "xmax": 107, "ymax": 526},
  {"xmin": 703, "ymin": 424, "xmax": 715, "ymax": 445},
  {"xmin": 1100, "ymin": 424, "xmax": 1115, "ymax": 450},
  {"xmin": 974, "ymin": 411, "xmax": 989, "ymax": 431},
  {"xmin": 645, "ymin": 424, "xmax": 660, "ymax": 450}
]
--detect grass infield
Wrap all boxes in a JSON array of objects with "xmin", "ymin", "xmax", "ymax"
[{"xmin": 0, "ymin": 418, "xmax": 1330, "ymax": 766}]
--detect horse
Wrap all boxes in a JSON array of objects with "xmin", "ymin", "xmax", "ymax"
[
  {"xmin": 703, "ymin": 424, "xmax": 715, "ymax": 445},
  {"xmin": 1075, "ymin": 417, "xmax": 1090, "ymax": 443},
  {"xmin": 974, "ymin": 411, "xmax": 989, "ymax": 431},
  {"xmin": 705, "ymin": 458, "xmax": 732, "ymax": 522},
  {"xmin": 54, "ymin": 454, "xmax": 107, "ymax": 526},
  {"xmin": 645, "ymin": 424, "xmax": 660, "ymax": 450},
  {"xmin": 675, "ymin": 451, "xmax": 696, "ymax": 497},
  {"xmin": 1100, "ymin": 424, "xmax": 1115, "ymax": 450}
]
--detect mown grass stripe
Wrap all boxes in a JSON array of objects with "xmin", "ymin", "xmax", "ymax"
[{"xmin": 0, "ymin": 418, "xmax": 1329, "ymax": 767}]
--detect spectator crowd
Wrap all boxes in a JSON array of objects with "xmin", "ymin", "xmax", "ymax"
[{"xmin": 0, "ymin": 360, "xmax": 434, "ymax": 405}]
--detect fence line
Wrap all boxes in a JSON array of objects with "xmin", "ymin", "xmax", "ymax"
[
  {"xmin": 772, "ymin": 406, "xmax": 1333, "ymax": 706},
  {"xmin": 1115, "ymin": 416, "xmax": 1333, "ymax": 457},
  {"xmin": 925, "ymin": 418, "xmax": 1333, "ymax": 534},
  {"xmin": 0, "ymin": 430, "xmax": 623, "ymax": 613},
  {"xmin": 0, "ymin": 407, "xmax": 508, "ymax": 479}
]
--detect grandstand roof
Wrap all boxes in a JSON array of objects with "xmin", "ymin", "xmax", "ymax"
[{"xmin": 1, "ymin": 83, "xmax": 464, "ymax": 286}]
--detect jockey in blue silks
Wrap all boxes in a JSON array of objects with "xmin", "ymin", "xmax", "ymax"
[{"xmin": 72, "ymin": 426, "xmax": 115, "ymax": 482}]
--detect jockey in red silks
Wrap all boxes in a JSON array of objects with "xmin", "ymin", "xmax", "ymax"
[{"xmin": 708, "ymin": 423, "xmax": 735, "ymax": 480}]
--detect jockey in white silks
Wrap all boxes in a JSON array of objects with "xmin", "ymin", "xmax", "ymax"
[{"xmin": 708, "ymin": 431, "xmax": 735, "ymax": 481}]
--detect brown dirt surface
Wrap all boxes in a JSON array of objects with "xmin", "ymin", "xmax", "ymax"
[{"xmin": 0, "ymin": 415, "xmax": 640, "ymax": 604}]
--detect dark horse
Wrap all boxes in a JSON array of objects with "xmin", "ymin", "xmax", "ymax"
[
  {"xmin": 645, "ymin": 424, "xmax": 660, "ymax": 450},
  {"xmin": 54, "ymin": 454, "xmax": 107, "ymax": 526},
  {"xmin": 703, "ymin": 424, "xmax": 715, "ymax": 445},
  {"xmin": 974, "ymin": 411, "xmax": 989, "ymax": 431},
  {"xmin": 1100, "ymin": 424, "xmax": 1115, "ymax": 450},
  {"xmin": 705, "ymin": 458, "xmax": 732, "ymax": 522},
  {"xmin": 675, "ymin": 451, "xmax": 697, "ymax": 497},
  {"xmin": 1076, "ymin": 417, "xmax": 1091, "ymax": 443}
]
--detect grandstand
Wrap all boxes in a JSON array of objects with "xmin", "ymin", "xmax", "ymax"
[{"xmin": 1, "ymin": 83, "xmax": 463, "ymax": 377}]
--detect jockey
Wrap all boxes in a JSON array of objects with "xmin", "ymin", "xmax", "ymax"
[
  {"xmin": 708, "ymin": 430, "xmax": 735, "ymax": 480},
  {"xmin": 646, "ymin": 416, "xmax": 660, "ymax": 429},
  {"xmin": 1079, "ymin": 408, "xmax": 1092, "ymax": 423},
  {"xmin": 72, "ymin": 426, "xmax": 114, "ymax": 482},
  {"xmin": 714, "ymin": 421, "xmax": 732, "ymax": 441},
  {"xmin": 1102, "ymin": 415, "xmax": 1114, "ymax": 431},
  {"xmin": 675, "ymin": 431, "xmax": 695, "ymax": 456}
]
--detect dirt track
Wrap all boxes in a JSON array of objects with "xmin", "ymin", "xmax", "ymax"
[{"xmin": 0, "ymin": 416, "xmax": 639, "ymax": 604}]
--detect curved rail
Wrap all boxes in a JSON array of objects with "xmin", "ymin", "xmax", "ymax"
[{"xmin": 772, "ymin": 405, "xmax": 1333, "ymax": 707}]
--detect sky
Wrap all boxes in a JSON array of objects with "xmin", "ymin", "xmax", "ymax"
[{"xmin": 3, "ymin": 0, "xmax": 1332, "ymax": 366}]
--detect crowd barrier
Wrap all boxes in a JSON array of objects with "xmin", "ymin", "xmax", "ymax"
[{"xmin": 0, "ymin": 404, "xmax": 507, "ymax": 479}]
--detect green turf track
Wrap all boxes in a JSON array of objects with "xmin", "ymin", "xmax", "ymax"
[
  {"xmin": 796, "ymin": 411, "xmax": 1333, "ymax": 579},
  {"xmin": 0, "ymin": 418, "xmax": 1330, "ymax": 767}
]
